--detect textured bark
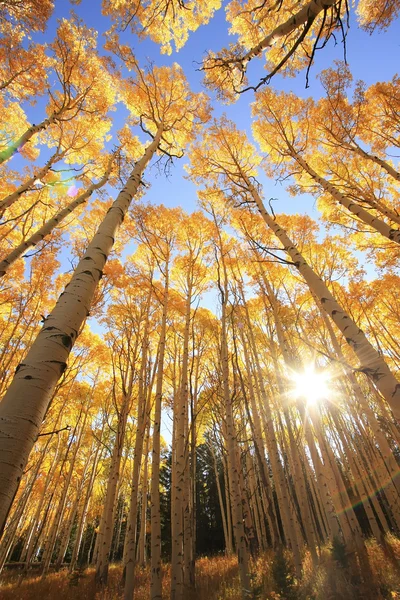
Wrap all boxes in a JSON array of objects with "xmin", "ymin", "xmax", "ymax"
[
  {"xmin": 292, "ymin": 152, "xmax": 400, "ymax": 244},
  {"xmin": 137, "ymin": 428, "xmax": 150, "ymax": 567},
  {"xmin": 240, "ymin": 0, "xmax": 337, "ymax": 69},
  {"xmin": 0, "ymin": 128, "xmax": 163, "ymax": 536},
  {"xmin": 0, "ymin": 148, "xmax": 67, "ymax": 214},
  {"xmin": 69, "ymin": 442, "xmax": 103, "ymax": 572},
  {"xmin": 216, "ymin": 235, "xmax": 251, "ymax": 599},
  {"xmin": 170, "ymin": 278, "xmax": 192, "ymax": 600},
  {"xmin": 0, "ymin": 154, "xmax": 115, "ymax": 276},
  {"xmin": 124, "ymin": 293, "xmax": 152, "ymax": 600},
  {"xmin": 242, "ymin": 176, "xmax": 400, "ymax": 419},
  {"xmin": 95, "ymin": 393, "xmax": 131, "ymax": 587},
  {"xmin": 150, "ymin": 265, "xmax": 169, "ymax": 600}
]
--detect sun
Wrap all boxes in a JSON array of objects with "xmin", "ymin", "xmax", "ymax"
[{"xmin": 290, "ymin": 364, "xmax": 330, "ymax": 405}]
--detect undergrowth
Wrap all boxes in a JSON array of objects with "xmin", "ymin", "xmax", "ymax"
[{"xmin": 1, "ymin": 536, "xmax": 400, "ymax": 599}]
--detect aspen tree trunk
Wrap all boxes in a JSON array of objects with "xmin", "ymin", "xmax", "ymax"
[
  {"xmin": 239, "ymin": 0, "xmax": 336, "ymax": 68},
  {"xmin": 216, "ymin": 242, "xmax": 251, "ymax": 598},
  {"xmin": 0, "ymin": 97, "xmax": 85, "ymax": 165},
  {"xmin": 41, "ymin": 417, "xmax": 85, "ymax": 576},
  {"xmin": 96, "ymin": 393, "xmax": 131, "ymax": 587},
  {"xmin": 0, "ymin": 154, "xmax": 115, "ymax": 276},
  {"xmin": 292, "ymin": 152, "xmax": 400, "ymax": 244},
  {"xmin": 210, "ymin": 442, "xmax": 230, "ymax": 553},
  {"xmin": 188, "ymin": 351, "xmax": 199, "ymax": 588},
  {"xmin": 0, "ymin": 128, "xmax": 163, "ymax": 535},
  {"xmin": 0, "ymin": 148, "xmax": 67, "ymax": 214},
  {"xmin": 222, "ymin": 454, "xmax": 234, "ymax": 554},
  {"xmin": 182, "ymin": 411, "xmax": 193, "ymax": 590},
  {"xmin": 124, "ymin": 292, "xmax": 152, "ymax": 600},
  {"xmin": 171, "ymin": 277, "xmax": 193, "ymax": 600},
  {"xmin": 150, "ymin": 262, "xmax": 170, "ymax": 600},
  {"xmin": 236, "ymin": 324, "xmax": 279, "ymax": 548},
  {"xmin": 352, "ymin": 142, "xmax": 400, "ymax": 184},
  {"xmin": 69, "ymin": 443, "xmax": 103, "ymax": 572},
  {"xmin": 137, "ymin": 427, "xmax": 150, "ymax": 567},
  {"xmin": 242, "ymin": 315, "xmax": 303, "ymax": 575},
  {"xmin": 243, "ymin": 177, "xmax": 400, "ymax": 419}
]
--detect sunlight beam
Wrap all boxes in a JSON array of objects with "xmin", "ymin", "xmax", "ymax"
[{"xmin": 290, "ymin": 364, "xmax": 330, "ymax": 405}]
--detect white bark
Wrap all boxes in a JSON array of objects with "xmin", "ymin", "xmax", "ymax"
[
  {"xmin": 0, "ymin": 153, "xmax": 115, "ymax": 276},
  {"xmin": 243, "ymin": 176, "xmax": 400, "ymax": 420},
  {"xmin": 0, "ymin": 128, "xmax": 163, "ymax": 535},
  {"xmin": 293, "ymin": 152, "xmax": 400, "ymax": 244},
  {"xmin": 240, "ymin": 0, "xmax": 337, "ymax": 68}
]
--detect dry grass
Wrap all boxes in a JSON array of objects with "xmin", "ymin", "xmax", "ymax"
[{"xmin": 1, "ymin": 537, "xmax": 400, "ymax": 600}]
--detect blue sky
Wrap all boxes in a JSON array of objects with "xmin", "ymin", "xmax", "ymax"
[
  {"xmin": 35, "ymin": 0, "xmax": 399, "ymax": 219},
  {"xmin": 9, "ymin": 1, "xmax": 399, "ymax": 443},
  {"xmin": 9, "ymin": 0, "xmax": 400, "ymax": 290}
]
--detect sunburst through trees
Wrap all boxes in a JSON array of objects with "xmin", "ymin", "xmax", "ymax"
[{"xmin": 0, "ymin": 2, "xmax": 400, "ymax": 600}]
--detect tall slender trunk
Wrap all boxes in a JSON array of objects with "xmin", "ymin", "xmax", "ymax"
[
  {"xmin": 242, "ymin": 175, "xmax": 400, "ymax": 419},
  {"xmin": 95, "ymin": 393, "xmax": 131, "ymax": 587},
  {"xmin": 292, "ymin": 151, "xmax": 400, "ymax": 244},
  {"xmin": 0, "ymin": 153, "xmax": 115, "ymax": 276},
  {"xmin": 137, "ymin": 427, "xmax": 150, "ymax": 567},
  {"xmin": 124, "ymin": 290, "xmax": 153, "ymax": 600},
  {"xmin": 150, "ymin": 263, "xmax": 169, "ymax": 600},
  {"xmin": 0, "ymin": 148, "xmax": 67, "ymax": 214},
  {"xmin": 171, "ymin": 278, "xmax": 193, "ymax": 600},
  {"xmin": 215, "ymin": 233, "xmax": 251, "ymax": 598},
  {"xmin": 0, "ymin": 128, "xmax": 163, "ymax": 535}
]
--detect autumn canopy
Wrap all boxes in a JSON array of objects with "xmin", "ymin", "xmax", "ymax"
[{"xmin": 0, "ymin": 1, "xmax": 400, "ymax": 600}]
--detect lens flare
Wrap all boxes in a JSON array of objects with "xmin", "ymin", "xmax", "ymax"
[{"xmin": 290, "ymin": 364, "xmax": 330, "ymax": 405}]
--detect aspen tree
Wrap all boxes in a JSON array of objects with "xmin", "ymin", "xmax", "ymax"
[
  {"xmin": 137, "ymin": 426, "xmax": 150, "ymax": 568},
  {"xmin": 103, "ymin": 0, "xmax": 221, "ymax": 54},
  {"xmin": 0, "ymin": 17, "xmax": 115, "ymax": 165},
  {"xmin": 0, "ymin": 153, "xmax": 116, "ymax": 276},
  {"xmin": 123, "ymin": 284, "xmax": 154, "ymax": 600},
  {"xmin": 0, "ymin": 57, "xmax": 208, "ymax": 533},
  {"xmin": 202, "ymin": 0, "xmax": 339, "ymax": 99},
  {"xmin": 210, "ymin": 205, "xmax": 252, "ymax": 599},
  {"xmin": 188, "ymin": 119, "xmax": 400, "ymax": 420},
  {"xmin": 0, "ymin": 126, "xmax": 163, "ymax": 535},
  {"xmin": 252, "ymin": 89, "xmax": 400, "ymax": 246}
]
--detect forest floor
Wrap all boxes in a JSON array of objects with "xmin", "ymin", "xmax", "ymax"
[{"xmin": 1, "ymin": 537, "xmax": 400, "ymax": 600}]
